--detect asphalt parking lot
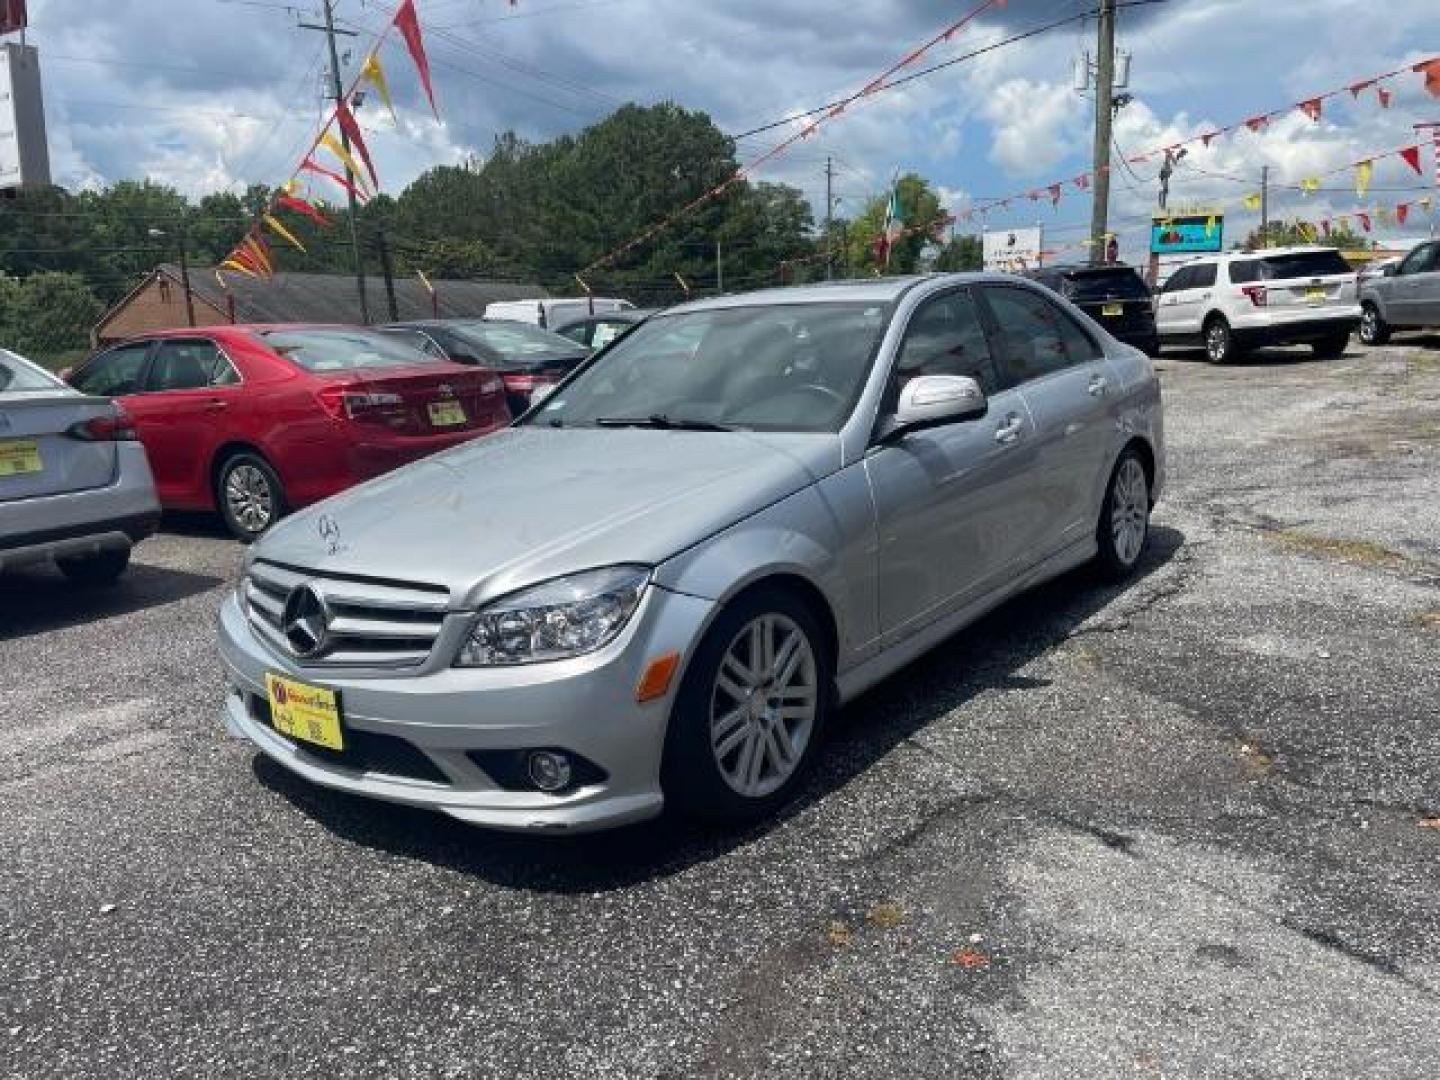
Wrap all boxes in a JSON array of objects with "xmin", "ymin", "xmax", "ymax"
[{"xmin": 4, "ymin": 338, "xmax": 1440, "ymax": 1079}]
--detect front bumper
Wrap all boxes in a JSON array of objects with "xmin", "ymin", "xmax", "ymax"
[{"xmin": 217, "ymin": 582, "xmax": 716, "ymax": 833}]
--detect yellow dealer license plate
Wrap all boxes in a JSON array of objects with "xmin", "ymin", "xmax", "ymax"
[
  {"xmin": 428, "ymin": 400, "xmax": 466, "ymax": 427},
  {"xmin": 1102, "ymin": 303, "xmax": 1124, "ymax": 317},
  {"xmin": 1306, "ymin": 287, "xmax": 1326, "ymax": 303},
  {"xmin": 0, "ymin": 439, "xmax": 43, "ymax": 477},
  {"xmin": 265, "ymin": 673, "xmax": 344, "ymax": 751}
]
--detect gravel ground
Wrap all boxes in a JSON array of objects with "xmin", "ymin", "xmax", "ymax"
[{"xmin": 3, "ymin": 338, "xmax": 1440, "ymax": 1079}]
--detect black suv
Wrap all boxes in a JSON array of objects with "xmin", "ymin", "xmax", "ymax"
[{"xmin": 1023, "ymin": 263, "xmax": 1159, "ymax": 356}]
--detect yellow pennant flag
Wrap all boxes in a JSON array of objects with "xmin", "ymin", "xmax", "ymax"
[
  {"xmin": 1300, "ymin": 177, "xmax": 1320, "ymax": 196},
  {"xmin": 320, "ymin": 132, "xmax": 373, "ymax": 196},
  {"xmin": 1355, "ymin": 160, "xmax": 1373, "ymax": 197},
  {"xmin": 416, "ymin": 269, "xmax": 434, "ymax": 294},
  {"xmin": 221, "ymin": 258, "xmax": 259, "ymax": 278},
  {"xmin": 263, "ymin": 212, "xmax": 308, "ymax": 254},
  {"xmin": 283, "ymin": 177, "xmax": 300, "ymax": 195},
  {"xmin": 1243, "ymin": 192, "xmax": 1262, "ymax": 211},
  {"xmin": 362, "ymin": 52, "xmax": 397, "ymax": 123},
  {"xmin": 1419, "ymin": 196, "xmax": 1435, "ymax": 212},
  {"xmin": 1205, "ymin": 215, "xmax": 1217, "ymax": 237}
]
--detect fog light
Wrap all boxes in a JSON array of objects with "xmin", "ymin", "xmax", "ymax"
[{"xmin": 527, "ymin": 750, "xmax": 573, "ymax": 792}]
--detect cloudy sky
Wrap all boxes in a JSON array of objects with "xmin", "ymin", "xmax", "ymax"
[{"xmin": 23, "ymin": 0, "xmax": 1440, "ymax": 259}]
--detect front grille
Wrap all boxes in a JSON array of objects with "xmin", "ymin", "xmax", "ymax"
[
  {"xmin": 248, "ymin": 694, "xmax": 449, "ymax": 785},
  {"xmin": 244, "ymin": 559, "xmax": 450, "ymax": 669}
]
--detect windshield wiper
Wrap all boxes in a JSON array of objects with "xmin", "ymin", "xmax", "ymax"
[{"xmin": 593, "ymin": 414, "xmax": 737, "ymax": 432}]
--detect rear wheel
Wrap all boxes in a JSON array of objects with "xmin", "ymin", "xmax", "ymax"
[
  {"xmin": 217, "ymin": 452, "xmax": 286, "ymax": 543},
  {"xmin": 1312, "ymin": 332, "xmax": 1350, "ymax": 359},
  {"xmin": 663, "ymin": 588, "xmax": 832, "ymax": 826},
  {"xmin": 57, "ymin": 547, "xmax": 130, "ymax": 586},
  {"xmin": 1358, "ymin": 303, "xmax": 1391, "ymax": 346},
  {"xmin": 1096, "ymin": 448, "xmax": 1151, "ymax": 579},
  {"xmin": 1204, "ymin": 316, "xmax": 1237, "ymax": 364}
]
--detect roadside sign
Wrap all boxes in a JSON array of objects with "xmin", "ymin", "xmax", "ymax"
[
  {"xmin": 983, "ymin": 226, "xmax": 1043, "ymax": 272},
  {"xmin": 1151, "ymin": 214, "xmax": 1223, "ymax": 254}
]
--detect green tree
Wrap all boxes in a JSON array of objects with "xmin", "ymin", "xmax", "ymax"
[
  {"xmin": 1240, "ymin": 219, "xmax": 1370, "ymax": 251},
  {"xmin": 0, "ymin": 272, "xmax": 105, "ymax": 366},
  {"xmin": 847, "ymin": 174, "xmax": 944, "ymax": 274},
  {"xmin": 933, "ymin": 233, "xmax": 983, "ymax": 272}
]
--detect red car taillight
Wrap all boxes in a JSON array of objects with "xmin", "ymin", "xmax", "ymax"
[
  {"xmin": 316, "ymin": 385, "xmax": 406, "ymax": 424},
  {"xmin": 1240, "ymin": 285, "xmax": 1267, "ymax": 307},
  {"xmin": 67, "ymin": 406, "xmax": 138, "ymax": 441}
]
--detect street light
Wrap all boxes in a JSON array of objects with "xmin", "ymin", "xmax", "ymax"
[{"xmin": 148, "ymin": 219, "xmax": 196, "ymax": 327}]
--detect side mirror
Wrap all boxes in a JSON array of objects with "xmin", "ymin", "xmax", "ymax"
[
  {"xmin": 886, "ymin": 374, "xmax": 987, "ymax": 439},
  {"xmin": 57, "ymin": 366, "xmax": 75, "ymax": 383}
]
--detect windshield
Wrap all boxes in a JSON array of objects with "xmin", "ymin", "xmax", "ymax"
[
  {"xmin": 447, "ymin": 320, "xmax": 586, "ymax": 365},
  {"xmin": 0, "ymin": 348, "xmax": 67, "ymax": 392},
  {"xmin": 260, "ymin": 329, "xmax": 436, "ymax": 372},
  {"xmin": 1064, "ymin": 269, "xmax": 1151, "ymax": 302},
  {"xmin": 528, "ymin": 302, "xmax": 889, "ymax": 433}
]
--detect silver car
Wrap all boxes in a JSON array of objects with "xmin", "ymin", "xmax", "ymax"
[
  {"xmin": 218, "ymin": 275, "xmax": 1164, "ymax": 832},
  {"xmin": 0, "ymin": 347, "xmax": 159, "ymax": 583}
]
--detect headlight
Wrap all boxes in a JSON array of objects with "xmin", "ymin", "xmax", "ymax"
[{"xmin": 454, "ymin": 565, "xmax": 650, "ymax": 667}]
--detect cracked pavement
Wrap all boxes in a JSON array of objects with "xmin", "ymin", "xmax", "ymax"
[{"xmin": 3, "ymin": 339, "xmax": 1440, "ymax": 1078}]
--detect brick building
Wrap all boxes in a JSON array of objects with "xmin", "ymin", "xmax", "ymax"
[{"xmin": 92, "ymin": 263, "xmax": 547, "ymax": 346}]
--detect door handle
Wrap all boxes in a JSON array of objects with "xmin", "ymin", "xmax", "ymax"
[
  {"xmin": 203, "ymin": 399, "xmax": 228, "ymax": 413},
  {"xmin": 1087, "ymin": 374, "xmax": 1108, "ymax": 396},
  {"xmin": 994, "ymin": 415, "xmax": 1023, "ymax": 445}
]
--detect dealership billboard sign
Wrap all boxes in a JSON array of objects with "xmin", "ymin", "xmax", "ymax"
[
  {"xmin": 1150, "ymin": 214, "xmax": 1224, "ymax": 255},
  {"xmin": 983, "ymin": 227, "xmax": 1043, "ymax": 272},
  {"xmin": 0, "ymin": 42, "xmax": 50, "ymax": 191}
]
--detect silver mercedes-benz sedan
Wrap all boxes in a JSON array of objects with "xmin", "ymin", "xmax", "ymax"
[
  {"xmin": 0, "ymin": 347, "xmax": 159, "ymax": 583},
  {"xmin": 218, "ymin": 275, "xmax": 1164, "ymax": 832}
]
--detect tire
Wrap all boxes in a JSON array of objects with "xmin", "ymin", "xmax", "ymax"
[
  {"xmin": 1312, "ymin": 332, "xmax": 1350, "ymax": 360},
  {"xmin": 1203, "ymin": 316, "xmax": 1237, "ymax": 364},
  {"xmin": 216, "ymin": 451, "xmax": 286, "ymax": 543},
  {"xmin": 663, "ymin": 587, "xmax": 833, "ymax": 826},
  {"xmin": 1358, "ymin": 303, "xmax": 1391, "ymax": 347},
  {"xmin": 1095, "ymin": 448, "xmax": 1152, "ymax": 579},
  {"xmin": 56, "ymin": 547, "xmax": 131, "ymax": 586}
]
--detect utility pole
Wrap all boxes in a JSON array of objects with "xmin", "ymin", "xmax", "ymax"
[
  {"xmin": 1087, "ymin": 0, "xmax": 1116, "ymax": 265},
  {"xmin": 375, "ymin": 223, "xmax": 399, "ymax": 321},
  {"xmin": 824, "ymin": 156, "xmax": 835, "ymax": 280},
  {"xmin": 177, "ymin": 212, "xmax": 196, "ymax": 327},
  {"xmin": 1260, "ymin": 165, "xmax": 1270, "ymax": 247},
  {"xmin": 715, "ymin": 240, "xmax": 723, "ymax": 293},
  {"xmin": 300, "ymin": 0, "xmax": 369, "ymax": 323}
]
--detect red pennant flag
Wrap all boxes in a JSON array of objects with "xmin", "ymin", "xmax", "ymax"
[
  {"xmin": 1349, "ymin": 80, "xmax": 1373, "ymax": 99},
  {"xmin": 1400, "ymin": 145, "xmax": 1423, "ymax": 175},
  {"xmin": 1073, "ymin": 173, "xmax": 1090, "ymax": 191},
  {"xmin": 334, "ymin": 101, "xmax": 380, "ymax": 191},
  {"xmin": 301, "ymin": 157, "xmax": 370, "ymax": 202},
  {"xmin": 394, "ymin": 0, "xmax": 438, "ymax": 117},
  {"xmin": 1357, "ymin": 212, "xmax": 1372, "ymax": 233},
  {"xmin": 1245, "ymin": 114, "xmax": 1269, "ymax": 132},
  {"xmin": 276, "ymin": 194, "xmax": 334, "ymax": 229},
  {"xmin": 1048, "ymin": 183, "xmax": 1062, "ymax": 207},
  {"xmin": 1397, "ymin": 202, "xmax": 1410, "ymax": 226},
  {"xmin": 228, "ymin": 244, "xmax": 263, "ymax": 275},
  {"xmin": 1298, "ymin": 98, "xmax": 1322, "ymax": 122},
  {"xmin": 1202, "ymin": 131, "xmax": 1218, "ymax": 148},
  {"xmin": 1415, "ymin": 59, "xmax": 1440, "ymax": 98},
  {"xmin": 1377, "ymin": 87, "xmax": 1392, "ymax": 108}
]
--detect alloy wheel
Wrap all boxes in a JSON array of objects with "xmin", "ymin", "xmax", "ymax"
[
  {"xmin": 225, "ymin": 464, "xmax": 274, "ymax": 535},
  {"xmin": 709, "ymin": 613, "xmax": 818, "ymax": 799},
  {"xmin": 1110, "ymin": 457, "xmax": 1149, "ymax": 566},
  {"xmin": 1205, "ymin": 322, "xmax": 1229, "ymax": 363},
  {"xmin": 1360, "ymin": 307, "xmax": 1379, "ymax": 345}
]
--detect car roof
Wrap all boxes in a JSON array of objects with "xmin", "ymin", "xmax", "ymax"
[
  {"xmin": 664, "ymin": 273, "xmax": 1030, "ymax": 315},
  {"xmin": 1183, "ymin": 245, "xmax": 1340, "ymax": 263}
]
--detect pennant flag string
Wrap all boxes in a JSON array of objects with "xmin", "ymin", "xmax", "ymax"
[{"xmin": 334, "ymin": 101, "xmax": 381, "ymax": 191}]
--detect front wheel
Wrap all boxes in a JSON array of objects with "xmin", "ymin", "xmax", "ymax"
[
  {"xmin": 56, "ymin": 547, "xmax": 131, "ymax": 586},
  {"xmin": 217, "ymin": 452, "xmax": 286, "ymax": 543},
  {"xmin": 663, "ymin": 589, "xmax": 833, "ymax": 826},
  {"xmin": 1358, "ymin": 304, "xmax": 1391, "ymax": 347},
  {"xmin": 1096, "ymin": 449, "xmax": 1151, "ymax": 579}
]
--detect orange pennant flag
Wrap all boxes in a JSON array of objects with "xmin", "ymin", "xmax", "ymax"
[{"xmin": 1415, "ymin": 59, "xmax": 1440, "ymax": 98}]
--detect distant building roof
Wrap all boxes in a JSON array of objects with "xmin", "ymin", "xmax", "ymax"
[{"xmin": 93, "ymin": 264, "xmax": 548, "ymax": 343}]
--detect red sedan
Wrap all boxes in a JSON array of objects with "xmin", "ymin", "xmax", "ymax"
[{"xmin": 64, "ymin": 325, "xmax": 512, "ymax": 539}]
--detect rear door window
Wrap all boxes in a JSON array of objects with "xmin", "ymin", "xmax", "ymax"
[
  {"xmin": 1228, "ymin": 260, "xmax": 1262, "ymax": 284},
  {"xmin": 981, "ymin": 286, "xmax": 1089, "ymax": 385},
  {"xmin": 147, "ymin": 339, "xmax": 232, "ymax": 391},
  {"xmin": 71, "ymin": 343, "xmax": 150, "ymax": 396},
  {"xmin": 1190, "ymin": 263, "xmax": 1217, "ymax": 288}
]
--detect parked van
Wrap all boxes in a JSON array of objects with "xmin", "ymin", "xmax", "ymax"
[{"xmin": 484, "ymin": 297, "xmax": 634, "ymax": 329}]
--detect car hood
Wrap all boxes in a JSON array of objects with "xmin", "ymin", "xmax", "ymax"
[{"xmin": 252, "ymin": 427, "xmax": 841, "ymax": 608}]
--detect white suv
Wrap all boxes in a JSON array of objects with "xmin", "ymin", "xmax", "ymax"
[{"xmin": 1155, "ymin": 246, "xmax": 1361, "ymax": 363}]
